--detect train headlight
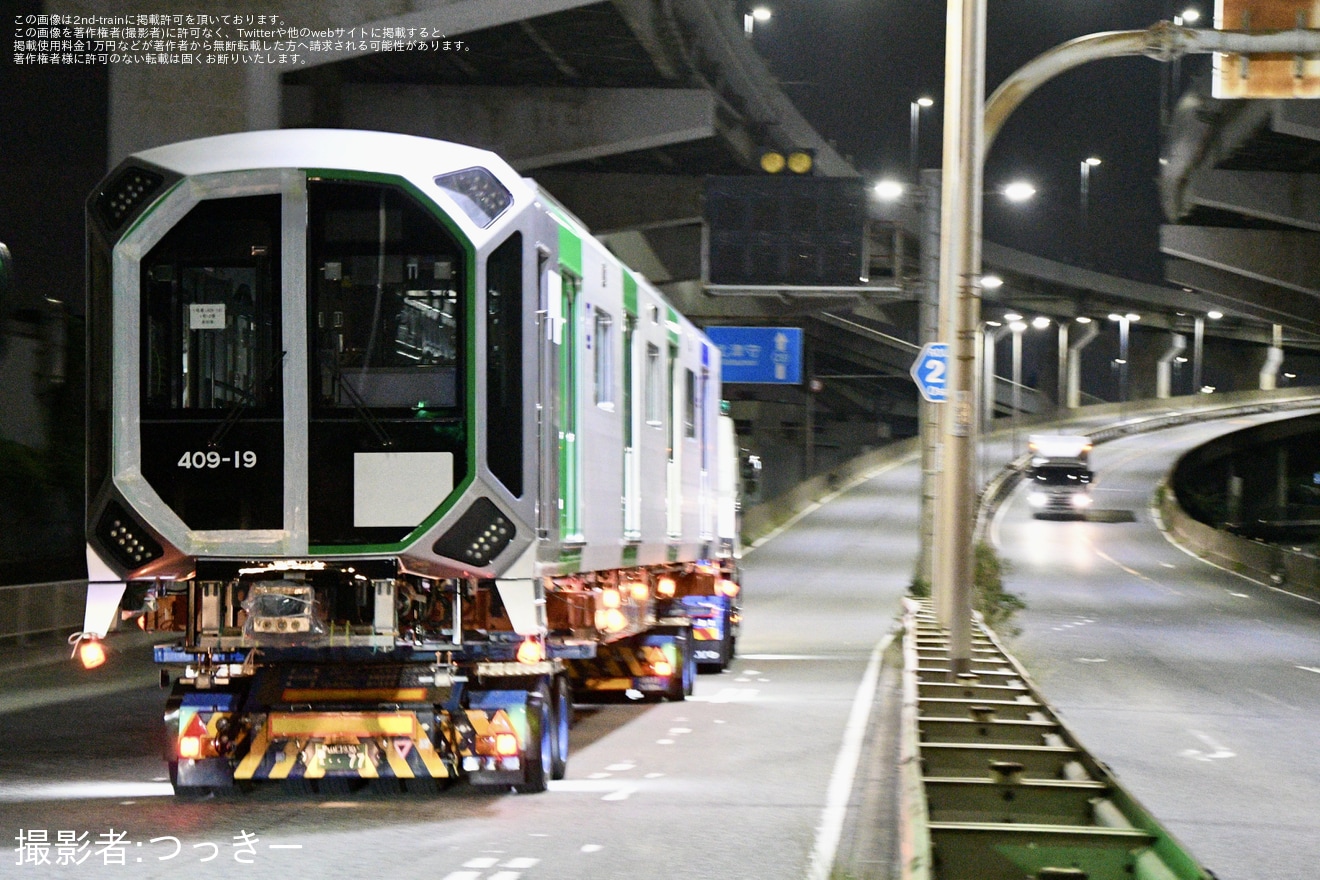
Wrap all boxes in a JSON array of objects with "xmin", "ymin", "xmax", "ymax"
[
  {"xmin": 1028, "ymin": 491, "xmax": 1047, "ymax": 508},
  {"xmin": 1071, "ymin": 493, "xmax": 1094, "ymax": 508}
]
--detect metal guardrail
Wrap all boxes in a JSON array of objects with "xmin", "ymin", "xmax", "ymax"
[
  {"xmin": 898, "ymin": 598, "xmax": 1214, "ymax": 880},
  {"xmin": 0, "ymin": 580, "xmax": 85, "ymax": 644}
]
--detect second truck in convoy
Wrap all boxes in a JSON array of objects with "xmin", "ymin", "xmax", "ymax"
[{"xmin": 1025, "ymin": 433, "xmax": 1094, "ymax": 517}]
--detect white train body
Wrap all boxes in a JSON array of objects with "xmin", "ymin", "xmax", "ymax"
[{"xmin": 82, "ymin": 130, "xmax": 740, "ymax": 794}]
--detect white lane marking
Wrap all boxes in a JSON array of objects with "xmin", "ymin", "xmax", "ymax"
[
  {"xmin": 687, "ymin": 688, "xmax": 759, "ymax": 703},
  {"xmin": 1075, "ymin": 658, "xmax": 1108, "ymax": 663},
  {"xmin": 441, "ymin": 873, "xmax": 481, "ymax": 880},
  {"xmin": 805, "ymin": 635, "xmax": 890, "ymax": 880},
  {"xmin": 601, "ymin": 783, "xmax": 638, "ymax": 802},
  {"xmin": 605, "ymin": 762, "xmax": 634, "ymax": 772},
  {"xmin": 581, "ymin": 845, "xmax": 604, "ymax": 853},
  {"xmin": 488, "ymin": 874, "xmax": 520, "ymax": 880},
  {"xmin": 1297, "ymin": 666, "xmax": 1320, "ymax": 675},
  {"xmin": 668, "ymin": 727, "xmax": 692, "ymax": 735},
  {"xmin": 1180, "ymin": 730, "xmax": 1235, "ymax": 762},
  {"xmin": 502, "ymin": 858, "xmax": 539, "ymax": 869},
  {"xmin": 0, "ymin": 781, "xmax": 173, "ymax": 803},
  {"xmin": 656, "ymin": 739, "xmax": 675, "ymax": 745},
  {"xmin": 463, "ymin": 858, "xmax": 499, "ymax": 869}
]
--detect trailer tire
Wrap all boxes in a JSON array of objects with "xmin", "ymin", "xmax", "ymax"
[
  {"xmin": 665, "ymin": 630, "xmax": 695, "ymax": 701},
  {"xmin": 550, "ymin": 676, "xmax": 571, "ymax": 781},
  {"xmin": 514, "ymin": 689, "xmax": 553, "ymax": 794}
]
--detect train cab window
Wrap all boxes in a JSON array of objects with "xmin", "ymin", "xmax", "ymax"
[
  {"xmin": 141, "ymin": 195, "xmax": 282, "ymax": 413},
  {"xmin": 684, "ymin": 367, "xmax": 696, "ymax": 439},
  {"xmin": 594, "ymin": 309, "xmax": 615, "ymax": 409},
  {"xmin": 308, "ymin": 180, "xmax": 465, "ymax": 412},
  {"xmin": 486, "ymin": 233, "xmax": 523, "ymax": 496},
  {"xmin": 645, "ymin": 343, "xmax": 662, "ymax": 427}
]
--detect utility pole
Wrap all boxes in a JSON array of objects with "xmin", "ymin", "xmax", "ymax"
[{"xmin": 933, "ymin": 18, "xmax": 1320, "ymax": 675}]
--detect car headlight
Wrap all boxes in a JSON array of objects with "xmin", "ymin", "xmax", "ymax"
[
  {"xmin": 1028, "ymin": 491, "xmax": 1047, "ymax": 508},
  {"xmin": 1071, "ymin": 493, "xmax": 1093, "ymax": 508}
]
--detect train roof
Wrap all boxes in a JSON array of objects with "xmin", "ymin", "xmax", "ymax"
[{"xmin": 130, "ymin": 128, "xmax": 534, "ymax": 205}]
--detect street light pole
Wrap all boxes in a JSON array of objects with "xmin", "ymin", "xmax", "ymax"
[
  {"xmin": 1109, "ymin": 312, "xmax": 1139, "ymax": 420},
  {"xmin": 1079, "ymin": 156, "xmax": 1100, "ymax": 266},
  {"xmin": 910, "ymin": 96, "xmax": 934, "ymax": 183}
]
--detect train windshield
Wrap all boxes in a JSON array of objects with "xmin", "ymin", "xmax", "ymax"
[
  {"xmin": 141, "ymin": 195, "xmax": 282, "ymax": 414},
  {"xmin": 308, "ymin": 179, "xmax": 465, "ymax": 412}
]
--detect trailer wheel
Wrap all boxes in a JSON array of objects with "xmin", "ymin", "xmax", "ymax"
[
  {"xmin": 665, "ymin": 631, "xmax": 694, "ymax": 701},
  {"xmin": 550, "ymin": 676, "xmax": 571, "ymax": 781},
  {"xmin": 514, "ymin": 689, "xmax": 552, "ymax": 794}
]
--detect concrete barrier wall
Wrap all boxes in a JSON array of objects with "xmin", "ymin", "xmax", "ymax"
[
  {"xmin": 1159, "ymin": 483, "xmax": 1320, "ymax": 603},
  {"xmin": 0, "ymin": 580, "xmax": 85, "ymax": 644}
]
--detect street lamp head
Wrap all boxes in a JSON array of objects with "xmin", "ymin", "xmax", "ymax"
[
  {"xmin": 1180, "ymin": 7, "xmax": 1200, "ymax": 24},
  {"xmin": 980, "ymin": 275, "xmax": 1004, "ymax": 289},
  {"xmin": 1004, "ymin": 312, "xmax": 1023, "ymax": 322},
  {"xmin": 1084, "ymin": 156, "xmax": 1102, "ymax": 167},
  {"xmin": 1207, "ymin": 310, "xmax": 1223, "ymax": 320},
  {"xmin": 1031, "ymin": 316, "xmax": 1051, "ymax": 330},
  {"xmin": 872, "ymin": 179, "xmax": 905, "ymax": 201},
  {"xmin": 1009, "ymin": 320, "xmax": 1027, "ymax": 333},
  {"xmin": 751, "ymin": 6, "xmax": 772, "ymax": 22},
  {"xmin": 1107, "ymin": 313, "xmax": 1122, "ymax": 322},
  {"xmin": 915, "ymin": 96, "xmax": 934, "ymax": 108},
  {"xmin": 1001, "ymin": 181, "xmax": 1036, "ymax": 203},
  {"xmin": 1126, "ymin": 313, "xmax": 1140, "ymax": 322},
  {"xmin": 1075, "ymin": 316, "xmax": 1093, "ymax": 324}
]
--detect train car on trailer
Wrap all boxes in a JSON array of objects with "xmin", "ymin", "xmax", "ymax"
[{"xmin": 79, "ymin": 129, "xmax": 741, "ymax": 794}]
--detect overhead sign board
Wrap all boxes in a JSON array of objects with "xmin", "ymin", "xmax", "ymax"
[
  {"xmin": 1214, "ymin": 0, "xmax": 1320, "ymax": 98},
  {"xmin": 707, "ymin": 326, "xmax": 803, "ymax": 384},
  {"xmin": 910, "ymin": 341, "xmax": 949, "ymax": 403},
  {"xmin": 703, "ymin": 176, "xmax": 866, "ymax": 288}
]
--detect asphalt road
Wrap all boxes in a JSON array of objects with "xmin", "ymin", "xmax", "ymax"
[
  {"xmin": 995, "ymin": 411, "xmax": 1320, "ymax": 880},
  {"xmin": 0, "ymin": 463, "xmax": 918, "ymax": 880}
]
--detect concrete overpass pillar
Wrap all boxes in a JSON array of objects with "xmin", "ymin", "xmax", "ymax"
[
  {"xmin": 1156, "ymin": 333, "xmax": 1187, "ymax": 399},
  {"xmin": 1065, "ymin": 319, "xmax": 1099, "ymax": 408},
  {"xmin": 1259, "ymin": 324, "xmax": 1284, "ymax": 390}
]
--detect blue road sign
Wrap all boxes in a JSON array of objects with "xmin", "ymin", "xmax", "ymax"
[
  {"xmin": 707, "ymin": 326, "xmax": 803, "ymax": 384},
  {"xmin": 910, "ymin": 341, "xmax": 949, "ymax": 403}
]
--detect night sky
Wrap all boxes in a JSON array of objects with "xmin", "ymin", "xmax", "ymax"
[{"xmin": 747, "ymin": 0, "xmax": 1204, "ymax": 284}]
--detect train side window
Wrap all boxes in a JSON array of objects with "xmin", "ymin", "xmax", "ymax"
[
  {"xmin": 684, "ymin": 367, "xmax": 696, "ymax": 439},
  {"xmin": 645, "ymin": 343, "xmax": 662, "ymax": 426},
  {"xmin": 594, "ymin": 309, "xmax": 615, "ymax": 409},
  {"xmin": 486, "ymin": 233, "xmax": 523, "ymax": 497}
]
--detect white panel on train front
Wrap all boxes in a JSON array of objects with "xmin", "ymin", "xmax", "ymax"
[{"xmin": 353, "ymin": 452, "xmax": 454, "ymax": 528}]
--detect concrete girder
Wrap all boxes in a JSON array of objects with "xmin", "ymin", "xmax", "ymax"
[
  {"xmin": 80, "ymin": 0, "xmax": 610, "ymax": 163},
  {"xmin": 318, "ymin": 85, "xmax": 718, "ymax": 170},
  {"xmin": 1183, "ymin": 169, "xmax": 1320, "ymax": 232},
  {"xmin": 659, "ymin": 281, "xmax": 867, "ymax": 322},
  {"xmin": 534, "ymin": 172, "xmax": 703, "ymax": 234},
  {"xmin": 1160, "ymin": 225, "xmax": 1320, "ymax": 299},
  {"xmin": 1163, "ymin": 256, "xmax": 1320, "ymax": 340}
]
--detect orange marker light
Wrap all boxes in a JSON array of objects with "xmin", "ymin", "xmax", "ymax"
[
  {"xmin": 516, "ymin": 637, "xmax": 545, "ymax": 665},
  {"xmin": 494, "ymin": 733, "xmax": 519, "ymax": 757},
  {"xmin": 653, "ymin": 659, "xmax": 673, "ymax": 677},
  {"xmin": 78, "ymin": 638, "xmax": 107, "ymax": 670},
  {"xmin": 657, "ymin": 577, "xmax": 676, "ymax": 597},
  {"xmin": 178, "ymin": 736, "xmax": 203, "ymax": 759}
]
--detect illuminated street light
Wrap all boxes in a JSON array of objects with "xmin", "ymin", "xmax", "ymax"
[
  {"xmin": 980, "ymin": 274, "xmax": 1004, "ymax": 290},
  {"xmin": 1079, "ymin": 156, "xmax": 1101, "ymax": 266},
  {"xmin": 1207, "ymin": 309, "xmax": 1223, "ymax": 320},
  {"xmin": 873, "ymin": 179, "xmax": 905, "ymax": 201},
  {"xmin": 1001, "ymin": 181, "xmax": 1036, "ymax": 202},
  {"xmin": 910, "ymin": 96, "xmax": 935, "ymax": 182},
  {"xmin": 744, "ymin": 6, "xmax": 772, "ymax": 36}
]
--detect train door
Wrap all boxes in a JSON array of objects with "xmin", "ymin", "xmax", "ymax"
[
  {"xmin": 539, "ymin": 265, "xmax": 582, "ymax": 543},
  {"xmin": 666, "ymin": 341, "xmax": 682, "ymax": 538},
  {"xmin": 622, "ymin": 312, "xmax": 641, "ymax": 539},
  {"xmin": 136, "ymin": 191, "xmax": 287, "ymax": 536}
]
